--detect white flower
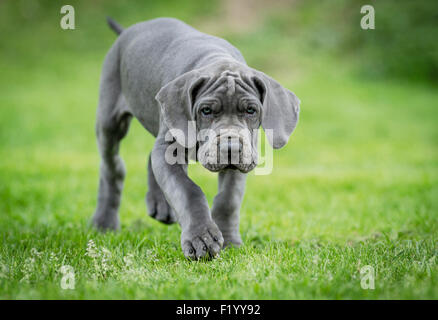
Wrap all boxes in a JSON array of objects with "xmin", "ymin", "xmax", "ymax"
[
  {"xmin": 85, "ymin": 240, "xmax": 113, "ymax": 279},
  {"xmin": 85, "ymin": 239, "xmax": 98, "ymax": 258},
  {"xmin": 123, "ymin": 254, "xmax": 134, "ymax": 268},
  {"xmin": 30, "ymin": 248, "xmax": 42, "ymax": 258},
  {"xmin": 20, "ymin": 257, "xmax": 36, "ymax": 283}
]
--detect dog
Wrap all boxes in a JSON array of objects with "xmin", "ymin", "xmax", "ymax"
[{"xmin": 92, "ymin": 17, "xmax": 300, "ymax": 260}]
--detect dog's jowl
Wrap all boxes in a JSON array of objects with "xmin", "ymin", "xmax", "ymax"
[{"xmin": 92, "ymin": 17, "xmax": 300, "ymax": 260}]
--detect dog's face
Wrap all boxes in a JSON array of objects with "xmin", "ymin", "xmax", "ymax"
[
  {"xmin": 194, "ymin": 72, "xmax": 261, "ymax": 172},
  {"xmin": 156, "ymin": 61, "xmax": 300, "ymax": 173}
]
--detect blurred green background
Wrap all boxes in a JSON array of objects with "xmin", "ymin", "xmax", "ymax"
[{"xmin": 0, "ymin": 0, "xmax": 437, "ymax": 299}]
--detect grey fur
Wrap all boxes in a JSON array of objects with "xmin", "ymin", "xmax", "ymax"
[{"xmin": 92, "ymin": 17, "xmax": 300, "ymax": 260}]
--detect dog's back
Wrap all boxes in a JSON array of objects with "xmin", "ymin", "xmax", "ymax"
[{"xmin": 115, "ymin": 18, "xmax": 245, "ymax": 82}]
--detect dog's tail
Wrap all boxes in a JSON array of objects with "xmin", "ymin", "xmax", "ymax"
[{"xmin": 106, "ymin": 17, "xmax": 123, "ymax": 35}]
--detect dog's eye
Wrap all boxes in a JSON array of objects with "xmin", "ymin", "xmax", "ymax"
[
  {"xmin": 200, "ymin": 106, "xmax": 212, "ymax": 116},
  {"xmin": 246, "ymin": 105, "xmax": 257, "ymax": 115}
]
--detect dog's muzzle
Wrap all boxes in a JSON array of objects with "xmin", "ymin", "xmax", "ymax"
[{"xmin": 198, "ymin": 129, "xmax": 258, "ymax": 173}]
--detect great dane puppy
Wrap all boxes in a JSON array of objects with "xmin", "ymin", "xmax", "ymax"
[{"xmin": 92, "ymin": 17, "xmax": 300, "ymax": 260}]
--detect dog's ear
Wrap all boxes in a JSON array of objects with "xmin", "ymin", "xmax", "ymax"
[
  {"xmin": 155, "ymin": 71, "xmax": 209, "ymax": 147},
  {"xmin": 251, "ymin": 72, "xmax": 300, "ymax": 149}
]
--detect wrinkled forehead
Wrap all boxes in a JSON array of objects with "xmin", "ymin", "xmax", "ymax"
[{"xmin": 198, "ymin": 71, "xmax": 260, "ymax": 101}]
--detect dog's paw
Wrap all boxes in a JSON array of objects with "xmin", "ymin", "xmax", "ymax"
[
  {"xmin": 92, "ymin": 211, "xmax": 120, "ymax": 231},
  {"xmin": 146, "ymin": 190, "xmax": 177, "ymax": 224},
  {"xmin": 223, "ymin": 235, "xmax": 243, "ymax": 248},
  {"xmin": 181, "ymin": 220, "xmax": 224, "ymax": 260}
]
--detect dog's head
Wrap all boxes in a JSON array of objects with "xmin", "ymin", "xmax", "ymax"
[{"xmin": 156, "ymin": 60, "xmax": 300, "ymax": 173}]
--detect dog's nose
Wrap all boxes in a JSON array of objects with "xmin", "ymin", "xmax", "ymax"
[
  {"xmin": 219, "ymin": 137, "xmax": 242, "ymax": 164},
  {"xmin": 227, "ymin": 137, "xmax": 243, "ymax": 154}
]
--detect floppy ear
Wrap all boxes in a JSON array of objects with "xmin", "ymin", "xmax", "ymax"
[
  {"xmin": 155, "ymin": 71, "xmax": 208, "ymax": 147},
  {"xmin": 252, "ymin": 72, "xmax": 300, "ymax": 149}
]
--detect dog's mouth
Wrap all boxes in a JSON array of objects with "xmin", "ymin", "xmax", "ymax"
[{"xmin": 201, "ymin": 161, "xmax": 257, "ymax": 173}]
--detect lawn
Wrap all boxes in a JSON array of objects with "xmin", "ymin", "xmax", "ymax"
[{"xmin": 0, "ymin": 0, "xmax": 437, "ymax": 299}]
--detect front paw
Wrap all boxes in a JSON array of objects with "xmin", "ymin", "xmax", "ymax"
[
  {"xmin": 181, "ymin": 220, "xmax": 224, "ymax": 260},
  {"xmin": 223, "ymin": 234, "xmax": 243, "ymax": 248},
  {"xmin": 92, "ymin": 210, "xmax": 119, "ymax": 231}
]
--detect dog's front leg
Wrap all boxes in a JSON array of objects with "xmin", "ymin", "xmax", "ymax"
[
  {"xmin": 212, "ymin": 170, "xmax": 247, "ymax": 247},
  {"xmin": 151, "ymin": 136, "xmax": 224, "ymax": 260}
]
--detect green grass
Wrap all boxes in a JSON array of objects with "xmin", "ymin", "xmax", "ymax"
[{"xmin": 0, "ymin": 0, "xmax": 437, "ymax": 299}]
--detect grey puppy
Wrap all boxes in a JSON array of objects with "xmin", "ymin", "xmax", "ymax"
[{"xmin": 92, "ymin": 17, "xmax": 300, "ymax": 260}]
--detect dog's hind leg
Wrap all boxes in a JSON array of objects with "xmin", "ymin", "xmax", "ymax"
[
  {"xmin": 92, "ymin": 44, "xmax": 132, "ymax": 230},
  {"xmin": 146, "ymin": 154, "xmax": 177, "ymax": 224}
]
